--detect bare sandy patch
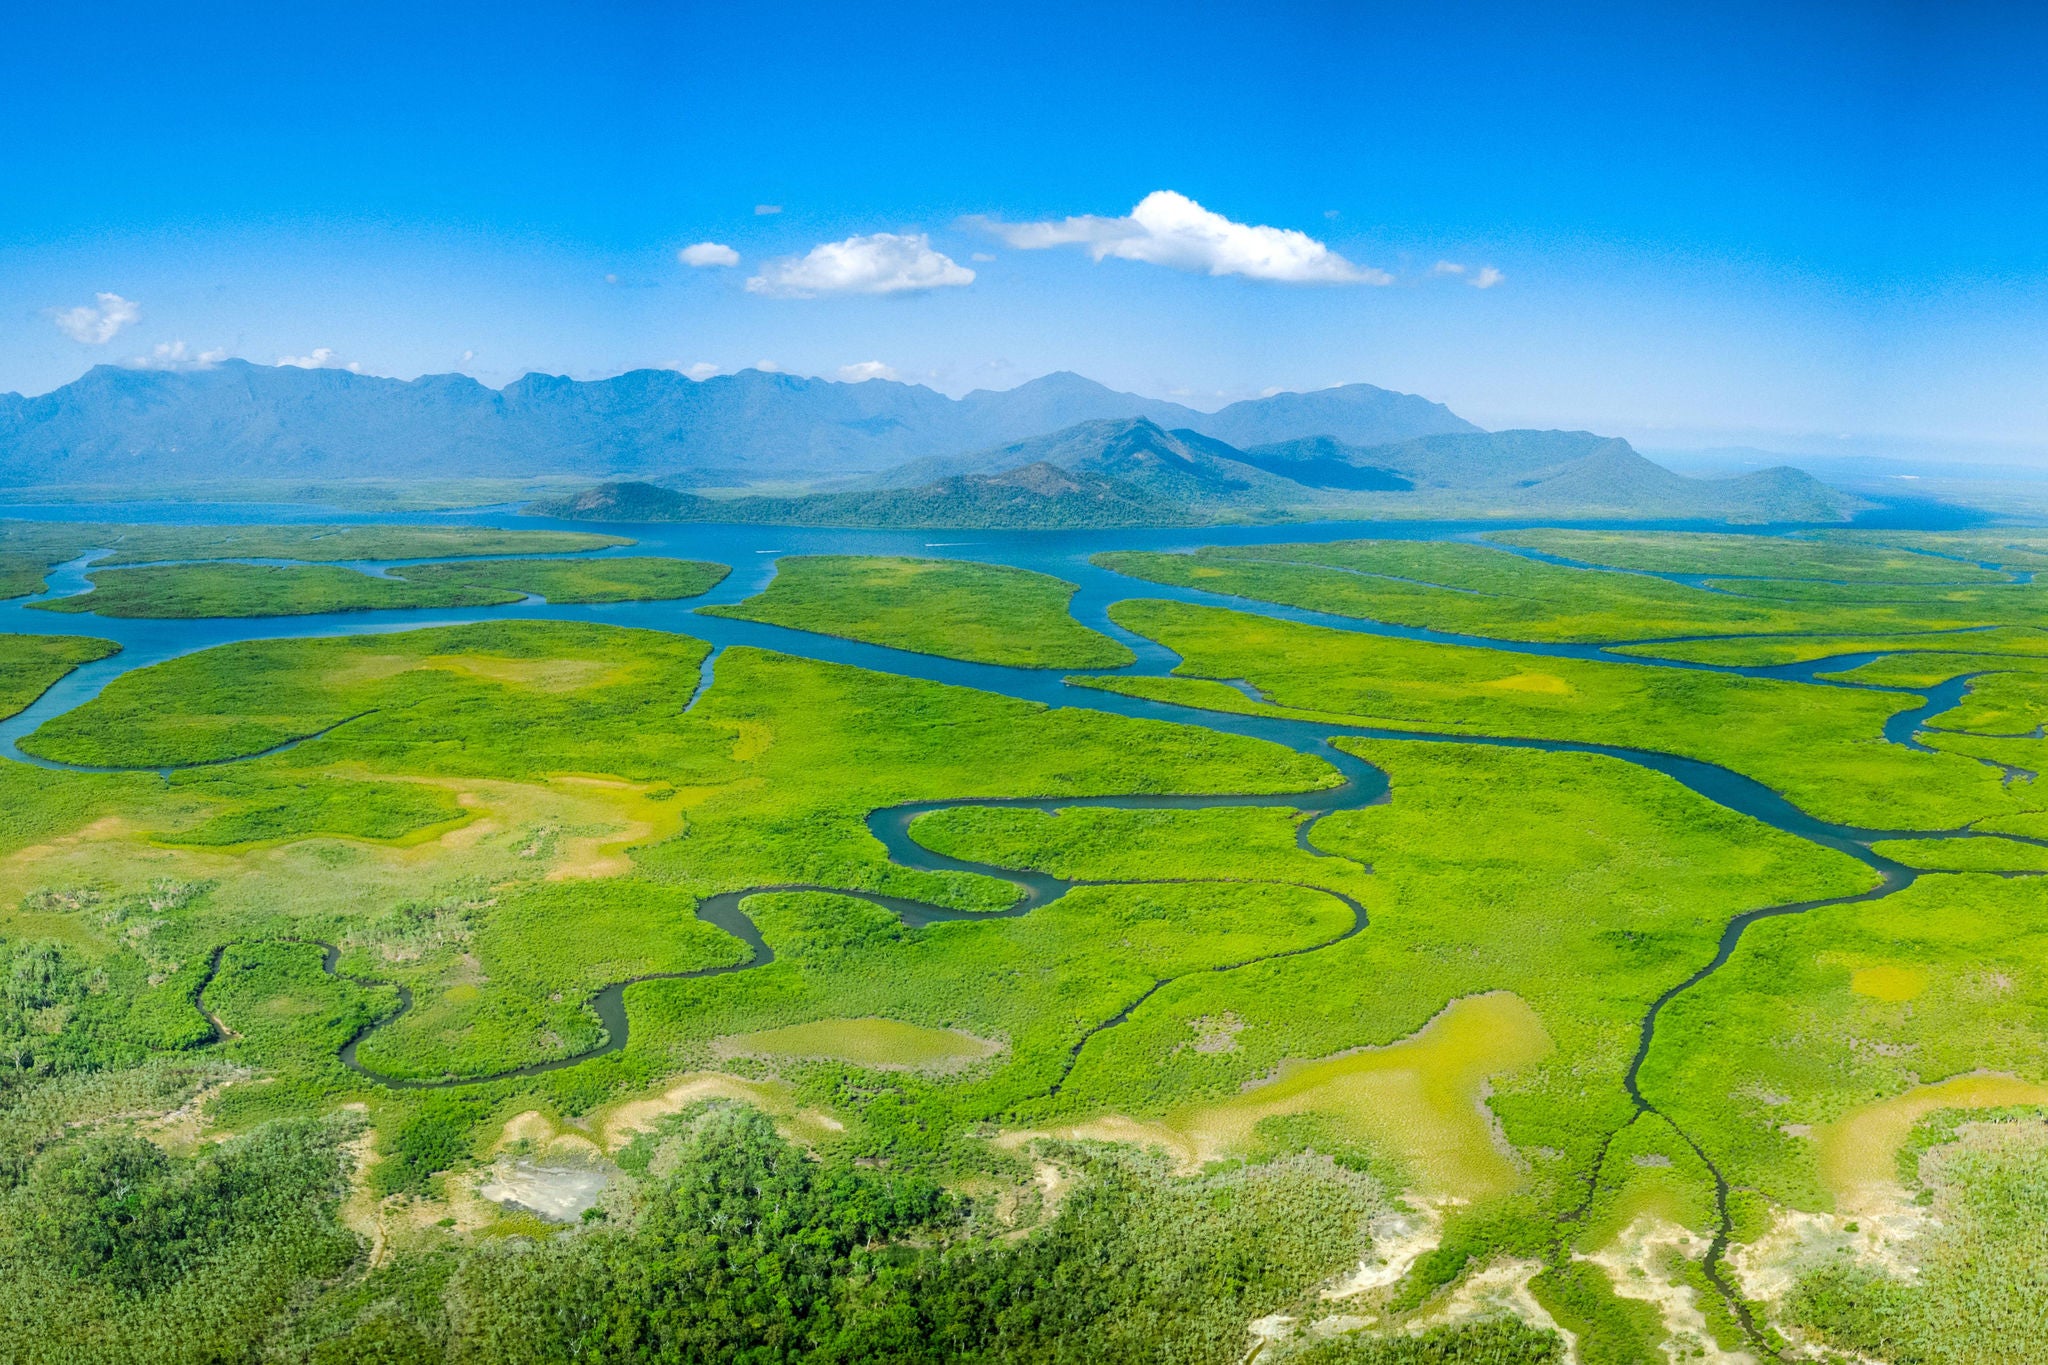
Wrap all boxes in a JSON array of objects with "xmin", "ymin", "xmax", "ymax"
[
  {"xmin": 1321, "ymin": 1201, "xmax": 1446, "ymax": 1299},
  {"xmin": 1580, "ymin": 1215, "xmax": 1753, "ymax": 1365},
  {"xmin": 477, "ymin": 1159, "xmax": 611, "ymax": 1223},
  {"xmin": 539, "ymin": 774, "xmax": 706, "ymax": 880},
  {"xmin": 598, "ymin": 1072, "xmax": 843, "ymax": 1151},
  {"xmin": 1413, "ymin": 1256, "xmax": 1575, "ymax": 1357},
  {"xmin": 1729, "ymin": 1202, "xmax": 1933, "ymax": 1314},
  {"xmin": 496, "ymin": 1108, "xmax": 603, "ymax": 1162}
]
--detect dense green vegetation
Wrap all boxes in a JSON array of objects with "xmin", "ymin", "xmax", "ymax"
[
  {"xmin": 1095, "ymin": 537, "xmax": 2048, "ymax": 644},
  {"xmin": 702, "ymin": 554, "xmax": 1134, "ymax": 667},
  {"xmin": 1610, "ymin": 627, "xmax": 2048, "ymax": 666},
  {"xmin": 32, "ymin": 555, "xmax": 728, "ymax": 618},
  {"xmin": 1077, "ymin": 598, "xmax": 2041, "ymax": 830},
  {"xmin": 432, "ymin": 1103, "xmax": 1411, "ymax": 1364},
  {"xmin": 0, "ymin": 633, "xmax": 121, "ymax": 717},
  {"xmin": 7, "ymin": 620, "xmax": 1340, "ymax": 1088},
  {"xmin": 405, "ymin": 555, "xmax": 729, "ymax": 604},
  {"xmin": 0, "ymin": 1114, "xmax": 364, "ymax": 1364},
  {"xmin": 0, "ymin": 521, "xmax": 628, "ymax": 598},
  {"xmin": 7, "ymin": 527, "xmax": 2048, "ymax": 1361},
  {"xmin": 1489, "ymin": 528, "xmax": 2016, "ymax": 583},
  {"xmin": 1841, "ymin": 528, "xmax": 2048, "ymax": 572},
  {"xmin": 1786, "ymin": 1118, "xmax": 2048, "ymax": 1363},
  {"xmin": 1639, "ymin": 872, "xmax": 2048, "ymax": 1209}
]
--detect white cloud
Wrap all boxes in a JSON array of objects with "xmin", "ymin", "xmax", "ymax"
[
  {"xmin": 745, "ymin": 232, "xmax": 974, "ymax": 298},
  {"xmin": 461, "ymin": 349, "xmax": 477, "ymax": 362},
  {"xmin": 679, "ymin": 241, "xmax": 740, "ymax": 268},
  {"xmin": 751, "ymin": 359, "xmax": 781, "ymax": 373},
  {"xmin": 276, "ymin": 347, "xmax": 362, "ymax": 372},
  {"xmin": 683, "ymin": 361, "xmax": 719, "ymax": 381},
  {"xmin": 1469, "ymin": 265, "xmax": 1506, "ymax": 289},
  {"xmin": 973, "ymin": 191, "xmax": 1389, "ymax": 285},
  {"xmin": 51, "ymin": 292, "xmax": 141, "ymax": 344},
  {"xmin": 127, "ymin": 340, "xmax": 227, "ymax": 371},
  {"xmin": 1432, "ymin": 260, "xmax": 1467, "ymax": 276},
  {"xmin": 837, "ymin": 360, "xmax": 899, "ymax": 383},
  {"xmin": 970, "ymin": 251, "xmax": 996, "ymax": 262},
  {"xmin": 754, "ymin": 204, "xmax": 782, "ymax": 215}
]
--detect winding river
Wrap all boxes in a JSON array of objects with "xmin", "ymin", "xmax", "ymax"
[{"xmin": 4, "ymin": 502, "xmax": 2043, "ymax": 1347}]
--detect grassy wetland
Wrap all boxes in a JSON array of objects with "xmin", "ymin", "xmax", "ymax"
[
  {"xmin": 700, "ymin": 553, "xmax": 1135, "ymax": 667},
  {"xmin": 3, "ymin": 522, "xmax": 2047, "ymax": 1363},
  {"xmin": 35, "ymin": 556, "xmax": 729, "ymax": 618},
  {"xmin": 0, "ymin": 521, "xmax": 629, "ymax": 598}
]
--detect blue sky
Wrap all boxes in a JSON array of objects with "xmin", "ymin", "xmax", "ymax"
[{"xmin": 5, "ymin": 0, "xmax": 2045, "ymax": 457}]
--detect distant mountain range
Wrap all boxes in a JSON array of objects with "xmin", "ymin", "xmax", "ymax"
[
  {"xmin": 0, "ymin": 361, "xmax": 1473, "ymax": 488},
  {"xmin": 0, "ymin": 361, "xmax": 1866, "ymax": 525},
  {"xmin": 534, "ymin": 418, "xmax": 1867, "ymax": 528}
]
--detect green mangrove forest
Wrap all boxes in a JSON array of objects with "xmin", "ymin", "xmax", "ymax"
[{"xmin": 1, "ymin": 521, "xmax": 2045, "ymax": 1363}]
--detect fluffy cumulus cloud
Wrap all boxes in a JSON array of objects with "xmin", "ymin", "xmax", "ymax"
[
  {"xmin": 974, "ymin": 191, "xmax": 1388, "ymax": 285},
  {"xmin": 836, "ymin": 360, "xmax": 899, "ymax": 383},
  {"xmin": 746, "ymin": 232, "xmax": 974, "ymax": 298},
  {"xmin": 276, "ymin": 347, "xmax": 362, "ymax": 372},
  {"xmin": 51, "ymin": 292, "xmax": 141, "ymax": 344},
  {"xmin": 681, "ymin": 362, "xmax": 720, "ymax": 381},
  {"xmin": 679, "ymin": 242, "xmax": 740, "ymax": 268},
  {"xmin": 127, "ymin": 340, "xmax": 226, "ymax": 371}
]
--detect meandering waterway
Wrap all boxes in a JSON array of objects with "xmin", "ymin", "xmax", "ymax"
[{"xmin": 4, "ymin": 503, "xmax": 2043, "ymax": 1350}]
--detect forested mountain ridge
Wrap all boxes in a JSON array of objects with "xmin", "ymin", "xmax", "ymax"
[
  {"xmin": 0, "ymin": 362, "xmax": 1473, "ymax": 488},
  {"xmin": 534, "ymin": 418, "xmax": 1869, "ymax": 527}
]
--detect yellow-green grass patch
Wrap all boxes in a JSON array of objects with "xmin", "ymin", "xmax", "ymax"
[
  {"xmin": 325, "ymin": 652, "xmax": 633, "ymax": 693},
  {"xmin": 1849, "ymin": 965, "xmax": 1930, "ymax": 1002},
  {"xmin": 715, "ymin": 1017, "xmax": 1005, "ymax": 1072},
  {"xmin": 1044, "ymin": 994, "xmax": 1552, "ymax": 1201},
  {"xmin": 1819, "ymin": 1073, "xmax": 2048, "ymax": 1211}
]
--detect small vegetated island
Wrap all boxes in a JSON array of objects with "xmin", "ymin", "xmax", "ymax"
[
  {"xmin": 1, "ymin": 523, "xmax": 2046, "ymax": 1363},
  {"xmin": 0, "ymin": 521, "xmax": 633, "ymax": 598},
  {"xmin": 34, "ymin": 556, "xmax": 730, "ymax": 618},
  {"xmin": 699, "ymin": 554, "xmax": 1135, "ymax": 667}
]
